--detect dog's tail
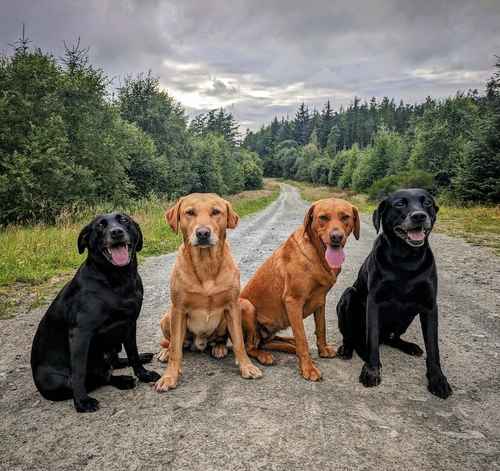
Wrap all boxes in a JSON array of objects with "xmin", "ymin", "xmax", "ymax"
[{"xmin": 337, "ymin": 286, "xmax": 368, "ymax": 361}]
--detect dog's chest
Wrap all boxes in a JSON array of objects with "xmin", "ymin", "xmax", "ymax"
[{"xmin": 184, "ymin": 283, "xmax": 234, "ymax": 336}]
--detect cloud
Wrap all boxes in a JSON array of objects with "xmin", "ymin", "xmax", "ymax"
[{"xmin": 1, "ymin": 0, "xmax": 499, "ymax": 130}]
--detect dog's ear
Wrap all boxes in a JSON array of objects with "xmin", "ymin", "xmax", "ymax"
[
  {"xmin": 352, "ymin": 205, "xmax": 360, "ymax": 240},
  {"xmin": 133, "ymin": 219, "xmax": 143, "ymax": 252},
  {"xmin": 433, "ymin": 198, "xmax": 439, "ymax": 214},
  {"xmin": 303, "ymin": 203, "xmax": 315, "ymax": 233},
  {"xmin": 77, "ymin": 223, "xmax": 92, "ymax": 254},
  {"xmin": 226, "ymin": 201, "xmax": 239, "ymax": 229},
  {"xmin": 165, "ymin": 198, "xmax": 184, "ymax": 233},
  {"xmin": 372, "ymin": 199, "xmax": 388, "ymax": 233}
]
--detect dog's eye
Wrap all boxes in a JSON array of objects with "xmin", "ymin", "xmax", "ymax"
[
  {"xmin": 98, "ymin": 220, "xmax": 107, "ymax": 229},
  {"xmin": 319, "ymin": 215, "xmax": 330, "ymax": 222},
  {"xmin": 341, "ymin": 215, "xmax": 350, "ymax": 223},
  {"xmin": 211, "ymin": 208, "xmax": 221, "ymax": 216},
  {"xmin": 119, "ymin": 216, "xmax": 129, "ymax": 224},
  {"xmin": 423, "ymin": 199, "xmax": 433, "ymax": 207},
  {"xmin": 394, "ymin": 200, "xmax": 406, "ymax": 208},
  {"xmin": 185, "ymin": 209, "xmax": 195, "ymax": 216}
]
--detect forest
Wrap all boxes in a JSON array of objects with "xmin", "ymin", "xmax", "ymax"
[
  {"xmin": 0, "ymin": 37, "xmax": 263, "ymax": 225},
  {"xmin": 243, "ymin": 59, "xmax": 500, "ymax": 204},
  {"xmin": 1, "ymin": 35, "xmax": 499, "ymax": 227}
]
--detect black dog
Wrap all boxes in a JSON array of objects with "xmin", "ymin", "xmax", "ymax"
[
  {"xmin": 336, "ymin": 189, "xmax": 452, "ymax": 399},
  {"xmin": 31, "ymin": 213, "xmax": 160, "ymax": 412}
]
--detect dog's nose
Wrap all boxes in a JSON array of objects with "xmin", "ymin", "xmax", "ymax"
[
  {"xmin": 330, "ymin": 231, "xmax": 343, "ymax": 246},
  {"xmin": 110, "ymin": 227, "xmax": 125, "ymax": 239},
  {"xmin": 410, "ymin": 211, "xmax": 428, "ymax": 224},
  {"xmin": 196, "ymin": 227, "xmax": 211, "ymax": 241}
]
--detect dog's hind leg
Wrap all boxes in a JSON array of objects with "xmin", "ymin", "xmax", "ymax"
[
  {"xmin": 34, "ymin": 365, "xmax": 73, "ymax": 401},
  {"xmin": 111, "ymin": 352, "xmax": 154, "ymax": 369},
  {"xmin": 240, "ymin": 298, "xmax": 274, "ymax": 366},
  {"xmin": 157, "ymin": 311, "xmax": 172, "ymax": 363},
  {"xmin": 261, "ymin": 336, "xmax": 297, "ymax": 354},
  {"xmin": 383, "ymin": 336, "xmax": 423, "ymax": 357},
  {"xmin": 336, "ymin": 286, "xmax": 366, "ymax": 360}
]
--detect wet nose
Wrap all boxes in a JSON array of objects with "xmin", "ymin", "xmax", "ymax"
[
  {"xmin": 330, "ymin": 231, "xmax": 343, "ymax": 246},
  {"xmin": 410, "ymin": 211, "xmax": 428, "ymax": 224},
  {"xmin": 110, "ymin": 227, "xmax": 125, "ymax": 239},
  {"xmin": 196, "ymin": 227, "xmax": 211, "ymax": 242}
]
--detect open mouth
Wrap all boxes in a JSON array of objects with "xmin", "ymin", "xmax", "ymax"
[
  {"xmin": 103, "ymin": 242, "xmax": 131, "ymax": 266},
  {"xmin": 324, "ymin": 242, "xmax": 345, "ymax": 268},
  {"xmin": 394, "ymin": 226, "xmax": 430, "ymax": 247}
]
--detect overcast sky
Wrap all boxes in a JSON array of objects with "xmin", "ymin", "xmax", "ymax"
[{"xmin": 2, "ymin": 0, "xmax": 500, "ymax": 130}]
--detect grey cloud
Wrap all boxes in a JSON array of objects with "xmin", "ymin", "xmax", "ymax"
[{"xmin": 1, "ymin": 0, "xmax": 499, "ymax": 130}]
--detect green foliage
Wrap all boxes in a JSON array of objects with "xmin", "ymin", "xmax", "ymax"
[
  {"xmin": 0, "ymin": 37, "xmax": 264, "ymax": 225},
  {"xmin": 367, "ymin": 171, "xmax": 435, "ymax": 201},
  {"xmin": 244, "ymin": 61, "xmax": 500, "ymax": 203}
]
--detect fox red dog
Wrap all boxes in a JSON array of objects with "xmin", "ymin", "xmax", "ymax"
[{"xmin": 240, "ymin": 198, "xmax": 360, "ymax": 381}]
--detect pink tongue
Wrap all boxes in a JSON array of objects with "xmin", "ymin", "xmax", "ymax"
[
  {"xmin": 408, "ymin": 229, "xmax": 425, "ymax": 241},
  {"xmin": 110, "ymin": 245, "xmax": 129, "ymax": 266},
  {"xmin": 325, "ymin": 246, "xmax": 345, "ymax": 268}
]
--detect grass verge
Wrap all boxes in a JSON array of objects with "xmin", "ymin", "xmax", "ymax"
[
  {"xmin": 0, "ymin": 180, "xmax": 280, "ymax": 319},
  {"xmin": 286, "ymin": 180, "xmax": 500, "ymax": 254}
]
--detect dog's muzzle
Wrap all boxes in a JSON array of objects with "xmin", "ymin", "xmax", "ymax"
[
  {"xmin": 191, "ymin": 226, "xmax": 217, "ymax": 247},
  {"xmin": 394, "ymin": 212, "xmax": 432, "ymax": 248}
]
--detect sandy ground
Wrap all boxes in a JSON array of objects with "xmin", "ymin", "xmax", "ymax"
[{"xmin": 0, "ymin": 184, "xmax": 499, "ymax": 471}]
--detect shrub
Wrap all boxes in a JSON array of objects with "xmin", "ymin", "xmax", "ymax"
[{"xmin": 367, "ymin": 171, "xmax": 435, "ymax": 200}]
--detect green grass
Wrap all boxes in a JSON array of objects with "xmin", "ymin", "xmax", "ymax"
[
  {"xmin": 284, "ymin": 179, "xmax": 376, "ymax": 213},
  {"xmin": 0, "ymin": 181, "xmax": 280, "ymax": 289},
  {"xmin": 286, "ymin": 179, "xmax": 500, "ymax": 254}
]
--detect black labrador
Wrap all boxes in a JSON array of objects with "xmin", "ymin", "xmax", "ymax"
[
  {"xmin": 336, "ymin": 189, "xmax": 453, "ymax": 399},
  {"xmin": 31, "ymin": 213, "xmax": 160, "ymax": 412}
]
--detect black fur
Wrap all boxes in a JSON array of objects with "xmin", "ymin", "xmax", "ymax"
[
  {"xmin": 336, "ymin": 189, "xmax": 452, "ymax": 399},
  {"xmin": 31, "ymin": 213, "xmax": 160, "ymax": 412}
]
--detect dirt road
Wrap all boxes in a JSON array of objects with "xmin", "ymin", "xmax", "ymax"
[{"xmin": 1, "ymin": 184, "xmax": 499, "ymax": 470}]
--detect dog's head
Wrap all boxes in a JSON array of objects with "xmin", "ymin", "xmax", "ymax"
[
  {"xmin": 77, "ymin": 213, "xmax": 143, "ymax": 267},
  {"xmin": 165, "ymin": 193, "xmax": 239, "ymax": 248},
  {"xmin": 304, "ymin": 198, "xmax": 360, "ymax": 269},
  {"xmin": 373, "ymin": 188, "xmax": 438, "ymax": 248}
]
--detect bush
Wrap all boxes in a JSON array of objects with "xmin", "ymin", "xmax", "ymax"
[{"xmin": 367, "ymin": 171, "xmax": 435, "ymax": 200}]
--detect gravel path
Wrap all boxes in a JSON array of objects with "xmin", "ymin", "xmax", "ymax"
[{"xmin": 1, "ymin": 184, "xmax": 499, "ymax": 471}]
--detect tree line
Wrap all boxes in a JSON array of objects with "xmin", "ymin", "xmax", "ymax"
[
  {"xmin": 243, "ymin": 60, "xmax": 500, "ymax": 203},
  {"xmin": 0, "ymin": 36, "xmax": 263, "ymax": 225}
]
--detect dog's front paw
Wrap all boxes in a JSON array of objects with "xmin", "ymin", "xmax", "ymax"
[
  {"xmin": 74, "ymin": 396, "xmax": 100, "ymax": 413},
  {"xmin": 428, "ymin": 373, "xmax": 453, "ymax": 399},
  {"xmin": 300, "ymin": 361, "xmax": 322, "ymax": 381},
  {"xmin": 154, "ymin": 373, "xmax": 178, "ymax": 392},
  {"xmin": 110, "ymin": 375, "xmax": 136, "ymax": 390},
  {"xmin": 136, "ymin": 368, "xmax": 161, "ymax": 383},
  {"xmin": 336, "ymin": 344, "xmax": 353, "ymax": 359},
  {"xmin": 359, "ymin": 363, "xmax": 381, "ymax": 387},
  {"xmin": 318, "ymin": 344, "xmax": 337, "ymax": 358},
  {"xmin": 240, "ymin": 362, "xmax": 263, "ymax": 379}
]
